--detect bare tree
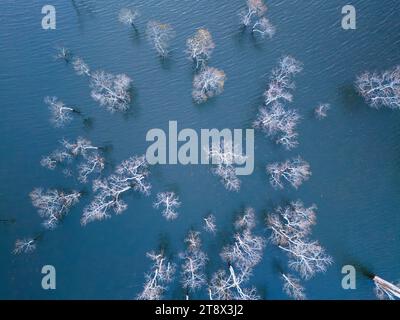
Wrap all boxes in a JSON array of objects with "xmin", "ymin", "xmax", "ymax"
[
  {"xmin": 239, "ymin": 0, "xmax": 267, "ymax": 27},
  {"xmin": 373, "ymin": 276, "xmax": 400, "ymax": 300},
  {"xmin": 118, "ymin": 8, "xmax": 139, "ymax": 28},
  {"xmin": 30, "ymin": 188, "xmax": 81, "ymax": 230},
  {"xmin": 90, "ymin": 71, "xmax": 132, "ymax": 112},
  {"xmin": 252, "ymin": 17, "xmax": 275, "ymax": 39},
  {"xmin": 209, "ymin": 208, "xmax": 265, "ymax": 300},
  {"xmin": 264, "ymin": 56, "xmax": 303, "ymax": 106},
  {"xmin": 72, "ymin": 57, "xmax": 91, "ymax": 77},
  {"xmin": 207, "ymin": 141, "xmax": 246, "ymax": 191},
  {"xmin": 180, "ymin": 231, "xmax": 208, "ymax": 298},
  {"xmin": 55, "ymin": 47, "xmax": 72, "ymax": 62},
  {"xmin": 267, "ymin": 201, "xmax": 332, "ymax": 279},
  {"xmin": 146, "ymin": 21, "xmax": 175, "ymax": 58},
  {"xmin": 40, "ymin": 149, "xmax": 72, "ymax": 170},
  {"xmin": 192, "ymin": 67, "xmax": 226, "ymax": 104},
  {"xmin": 41, "ymin": 137, "xmax": 104, "ymax": 183},
  {"xmin": 355, "ymin": 66, "xmax": 400, "ymax": 109},
  {"xmin": 267, "ymin": 157, "xmax": 311, "ymax": 189},
  {"xmin": 62, "ymin": 137, "xmax": 99, "ymax": 157},
  {"xmin": 153, "ymin": 192, "xmax": 181, "ymax": 221},
  {"xmin": 81, "ymin": 155, "xmax": 150, "ymax": 225},
  {"xmin": 209, "ymin": 266, "xmax": 259, "ymax": 300},
  {"xmin": 203, "ymin": 214, "xmax": 217, "ymax": 234},
  {"xmin": 78, "ymin": 154, "xmax": 105, "ymax": 183},
  {"xmin": 137, "ymin": 251, "xmax": 176, "ymax": 300},
  {"xmin": 44, "ymin": 96, "xmax": 79, "ymax": 127},
  {"xmin": 186, "ymin": 28, "xmax": 215, "ymax": 68},
  {"xmin": 253, "ymin": 102, "xmax": 300, "ymax": 150},
  {"xmin": 281, "ymin": 273, "xmax": 306, "ymax": 300},
  {"xmin": 13, "ymin": 238, "xmax": 38, "ymax": 255},
  {"xmin": 314, "ymin": 103, "xmax": 330, "ymax": 119}
]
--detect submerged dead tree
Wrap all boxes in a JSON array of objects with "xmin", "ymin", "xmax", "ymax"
[
  {"xmin": 355, "ymin": 66, "xmax": 400, "ymax": 109},
  {"xmin": 209, "ymin": 208, "xmax": 265, "ymax": 300},
  {"xmin": 373, "ymin": 276, "xmax": 400, "ymax": 300},
  {"xmin": 13, "ymin": 237, "xmax": 39, "ymax": 255},
  {"xmin": 253, "ymin": 102, "xmax": 300, "ymax": 149},
  {"xmin": 44, "ymin": 96, "xmax": 80, "ymax": 127},
  {"xmin": 281, "ymin": 273, "xmax": 306, "ymax": 300},
  {"xmin": 207, "ymin": 140, "xmax": 246, "ymax": 192},
  {"xmin": 72, "ymin": 56, "xmax": 133, "ymax": 112},
  {"xmin": 41, "ymin": 137, "xmax": 105, "ymax": 183},
  {"xmin": 239, "ymin": 0, "xmax": 275, "ymax": 39},
  {"xmin": 81, "ymin": 155, "xmax": 150, "ymax": 225},
  {"xmin": 267, "ymin": 201, "xmax": 333, "ymax": 280},
  {"xmin": 146, "ymin": 21, "xmax": 175, "ymax": 58},
  {"xmin": 192, "ymin": 66, "xmax": 226, "ymax": 103},
  {"xmin": 137, "ymin": 251, "xmax": 176, "ymax": 300},
  {"xmin": 203, "ymin": 214, "xmax": 217, "ymax": 234},
  {"xmin": 180, "ymin": 231, "xmax": 208, "ymax": 299},
  {"xmin": 118, "ymin": 7, "xmax": 139, "ymax": 28},
  {"xmin": 30, "ymin": 188, "xmax": 81, "ymax": 230},
  {"xmin": 267, "ymin": 156, "xmax": 311, "ymax": 189},
  {"xmin": 153, "ymin": 192, "xmax": 181, "ymax": 221},
  {"xmin": 186, "ymin": 28, "xmax": 215, "ymax": 69}
]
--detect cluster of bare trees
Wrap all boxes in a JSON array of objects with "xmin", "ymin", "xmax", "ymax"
[
  {"xmin": 82, "ymin": 155, "xmax": 151, "ymax": 225},
  {"xmin": 209, "ymin": 208, "xmax": 266, "ymax": 300},
  {"xmin": 41, "ymin": 137, "xmax": 105, "ymax": 183},
  {"xmin": 186, "ymin": 29, "xmax": 226, "ymax": 104},
  {"xmin": 13, "ymin": 188, "xmax": 82, "ymax": 254},
  {"xmin": 254, "ymin": 56, "xmax": 302, "ymax": 149},
  {"xmin": 239, "ymin": 0, "xmax": 275, "ymax": 39},
  {"xmin": 267, "ymin": 201, "xmax": 332, "ymax": 283},
  {"xmin": 207, "ymin": 141, "xmax": 246, "ymax": 191},
  {"xmin": 356, "ymin": 66, "xmax": 400, "ymax": 109}
]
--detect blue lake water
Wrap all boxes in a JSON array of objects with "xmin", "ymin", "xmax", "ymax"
[{"xmin": 0, "ymin": 0, "xmax": 399, "ymax": 299}]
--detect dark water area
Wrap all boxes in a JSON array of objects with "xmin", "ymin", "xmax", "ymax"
[{"xmin": 0, "ymin": 0, "xmax": 399, "ymax": 299}]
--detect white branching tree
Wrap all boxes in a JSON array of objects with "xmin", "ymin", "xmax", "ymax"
[
  {"xmin": 267, "ymin": 201, "xmax": 333, "ymax": 280},
  {"xmin": 81, "ymin": 155, "xmax": 151, "ymax": 225},
  {"xmin": 355, "ymin": 66, "xmax": 400, "ymax": 109},
  {"xmin": 13, "ymin": 238, "xmax": 38, "ymax": 255},
  {"xmin": 55, "ymin": 47, "xmax": 72, "ymax": 62},
  {"xmin": 253, "ymin": 102, "xmax": 300, "ymax": 150},
  {"xmin": 90, "ymin": 71, "xmax": 132, "ymax": 112},
  {"xmin": 186, "ymin": 28, "xmax": 215, "ymax": 68},
  {"xmin": 252, "ymin": 17, "xmax": 275, "ymax": 39},
  {"xmin": 209, "ymin": 208, "xmax": 265, "ymax": 300},
  {"xmin": 41, "ymin": 137, "xmax": 104, "ymax": 183},
  {"xmin": 72, "ymin": 57, "xmax": 91, "ymax": 77},
  {"xmin": 203, "ymin": 214, "xmax": 217, "ymax": 234},
  {"xmin": 153, "ymin": 192, "xmax": 181, "ymax": 221},
  {"xmin": 239, "ymin": 0, "xmax": 267, "ymax": 27},
  {"xmin": 137, "ymin": 251, "xmax": 176, "ymax": 300},
  {"xmin": 146, "ymin": 21, "xmax": 175, "ymax": 58},
  {"xmin": 314, "ymin": 103, "xmax": 330, "ymax": 119},
  {"xmin": 192, "ymin": 67, "xmax": 226, "ymax": 104},
  {"xmin": 267, "ymin": 157, "xmax": 311, "ymax": 189},
  {"xmin": 44, "ymin": 96, "xmax": 79, "ymax": 127},
  {"xmin": 30, "ymin": 188, "xmax": 81, "ymax": 230},
  {"xmin": 180, "ymin": 231, "xmax": 208, "ymax": 299},
  {"xmin": 373, "ymin": 276, "xmax": 400, "ymax": 300},
  {"xmin": 118, "ymin": 8, "xmax": 139, "ymax": 28},
  {"xmin": 78, "ymin": 154, "xmax": 105, "ymax": 184},
  {"xmin": 264, "ymin": 56, "xmax": 303, "ymax": 106},
  {"xmin": 207, "ymin": 140, "xmax": 246, "ymax": 192},
  {"xmin": 281, "ymin": 273, "xmax": 306, "ymax": 300}
]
